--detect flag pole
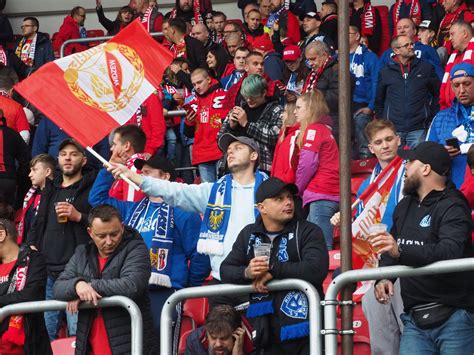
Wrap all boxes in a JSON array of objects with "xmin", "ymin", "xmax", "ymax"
[{"xmin": 86, "ymin": 146, "xmax": 140, "ymax": 191}]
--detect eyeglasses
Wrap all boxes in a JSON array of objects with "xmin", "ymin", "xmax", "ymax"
[
  {"xmin": 396, "ymin": 42, "xmax": 414, "ymax": 49},
  {"xmin": 21, "ymin": 25, "xmax": 35, "ymax": 29}
]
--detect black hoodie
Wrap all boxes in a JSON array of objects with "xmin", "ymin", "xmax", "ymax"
[{"xmin": 380, "ymin": 182, "xmax": 474, "ymax": 312}]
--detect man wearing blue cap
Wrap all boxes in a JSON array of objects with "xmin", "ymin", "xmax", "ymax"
[{"xmin": 427, "ymin": 61, "xmax": 474, "ymax": 188}]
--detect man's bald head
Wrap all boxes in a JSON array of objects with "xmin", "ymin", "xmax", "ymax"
[{"xmin": 191, "ymin": 23, "xmax": 209, "ymax": 44}]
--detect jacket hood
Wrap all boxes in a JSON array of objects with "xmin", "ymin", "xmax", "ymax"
[
  {"xmin": 195, "ymin": 79, "xmax": 221, "ymax": 98},
  {"xmin": 63, "ymin": 15, "xmax": 78, "ymax": 26},
  {"xmin": 244, "ymin": 23, "xmax": 264, "ymax": 37},
  {"xmin": 52, "ymin": 170, "xmax": 97, "ymax": 192}
]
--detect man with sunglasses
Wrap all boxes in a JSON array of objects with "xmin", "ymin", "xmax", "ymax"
[{"xmin": 375, "ymin": 34, "xmax": 440, "ymax": 148}]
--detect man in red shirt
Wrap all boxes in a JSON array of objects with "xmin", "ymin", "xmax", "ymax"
[
  {"xmin": 53, "ymin": 6, "xmax": 88, "ymax": 56},
  {"xmin": 0, "ymin": 74, "xmax": 30, "ymax": 143}
]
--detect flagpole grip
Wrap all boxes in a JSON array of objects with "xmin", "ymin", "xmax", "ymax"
[{"xmin": 86, "ymin": 146, "xmax": 141, "ymax": 191}]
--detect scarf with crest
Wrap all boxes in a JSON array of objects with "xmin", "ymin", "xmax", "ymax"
[
  {"xmin": 127, "ymin": 198, "xmax": 175, "ymax": 287},
  {"xmin": 392, "ymin": 0, "xmax": 421, "ymax": 35},
  {"xmin": 302, "ymin": 56, "xmax": 330, "ymax": 93},
  {"xmin": 197, "ymin": 171, "xmax": 266, "ymax": 256},
  {"xmin": 15, "ymin": 34, "xmax": 37, "ymax": 67}
]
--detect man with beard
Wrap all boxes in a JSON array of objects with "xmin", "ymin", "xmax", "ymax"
[
  {"xmin": 372, "ymin": 141, "xmax": 474, "ymax": 355},
  {"xmin": 27, "ymin": 138, "xmax": 95, "ymax": 341},
  {"xmin": 130, "ymin": 0, "xmax": 163, "ymax": 33}
]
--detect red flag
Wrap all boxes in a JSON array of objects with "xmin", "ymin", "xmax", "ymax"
[{"xmin": 14, "ymin": 20, "xmax": 173, "ymax": 148}]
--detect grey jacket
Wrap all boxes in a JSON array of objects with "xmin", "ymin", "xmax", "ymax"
[{"xmin": 54, "ymin": 227, "xmax": 158, "ymax": 354}]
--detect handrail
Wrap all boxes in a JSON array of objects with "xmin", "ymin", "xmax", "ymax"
[
  {"xmin": 0, "ymin": 295, "xmax": 143, "ymax": 354},
  {"xmin": 165, "ymin": 110, "xmax": 186, "ymax": 117},
  {"xmin": 161, "ymin": 279, "xmax": 322, "ymax": 355},
  {"xmin": 323, "ymin": 257, "xmax": 474, "ymax": 354},
  {"xmin": 60, "ymin": 32, "xmax": 163, "ymax": 58}
]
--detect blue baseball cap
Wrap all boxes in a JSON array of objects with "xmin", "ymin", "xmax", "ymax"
[{"xmin": 450, "ymin": 62, "xmax": 474, "ymax": 79}]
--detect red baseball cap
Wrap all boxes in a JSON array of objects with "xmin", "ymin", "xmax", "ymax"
[
  {"xmin": 282, "ymin": 45, "xmax": 301, "ymax": 61},
  {"xmin": 252, "ymin": 35, "xmax": 273, "ymax": 52}
]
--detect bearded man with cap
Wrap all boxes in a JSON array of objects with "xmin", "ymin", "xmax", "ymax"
[
  {"xmin": 88, "ymin": 153, "xmax": 210, "ymax": 337},
  {"xmin": 372, "ymin": 141, "xmax": 474, "ymax": 355},
  {"xmin": 220, "ymin": 176, "xmax": 328, "ymax": 354},
  {"xmin": 107, "ymin": 134, "xmax": 268, "ymax": 307},
  {"xmin": 427, "ymin": 62, "xmax": 474, "ymax": 188}
]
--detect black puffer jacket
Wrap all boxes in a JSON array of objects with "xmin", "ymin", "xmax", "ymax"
[
  {"xmin": 54, "ymin": 227, "xmax": 158, "ymax": 354},
  {"xmin": 0, "ymin": 247, "xmax": 52, "ymax": 355}
]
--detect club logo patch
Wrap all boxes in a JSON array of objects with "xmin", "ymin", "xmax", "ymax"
[{"xmin": 280, "ymin": 291, "xmax": 308, "ymax": 320}]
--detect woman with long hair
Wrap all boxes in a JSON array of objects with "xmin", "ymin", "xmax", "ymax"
[
  {"xmin": 294, "ymin": 90, "xmax": 339, "ymax": 250},
  {"xmin": 206, "ymin": 47, "xmax": 232, "ymax": 79},
  {"xmin": 95, "ymin": 0, "xmax": 134, "ymax": 36}
]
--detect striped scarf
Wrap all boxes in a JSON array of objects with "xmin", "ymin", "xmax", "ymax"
[
  {"xmin": 302, "ymin": 56, "xmax": 330, "ymax": 93},
  {"xmin": 392, "ymin": 0, "xmax": 421, "ymax": 35},
  {"xmin": 360, "ymin": 2, "xmax": 376, "ymax": 37}
]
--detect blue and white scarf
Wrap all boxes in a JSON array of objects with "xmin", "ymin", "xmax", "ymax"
[
  {"xmin": 197, "ymin": 171, "xmax": 266, "ymax": 256},
  {"xmin": 266, "ymin": 0, "xmax": 289, "ymax": 29},
  {"xmin": 350, "ymin": 45, "xmax": 367, "ymax": 96},
  {"xmin": 453, "ymin": 105, "xmax": 474, "ymax": 153},
  {"xmin": 127, "ymin": 198, "xmax": 175, "ymax": 288}
]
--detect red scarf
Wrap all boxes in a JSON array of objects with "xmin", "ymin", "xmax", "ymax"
[
  {"xmin": 0, "ymin": 118, "xmax": 5, "ymax": 173},
  {"xmin": 140, "ymin": 6, "xmax": 154, "ymax": 32},
  {"xmin": 361, "ymin": 2, "xmax": 376, "ymax": 37},
  {"xmin": 392, "ymin": 0, "xmax": 421, "ymax": 35},
  {"xmin": 0, "ymin": 45, "xmax": 7, "ymax": 66},
  {"xmin": 17, "ymin": 187, "xmax": 41, "ymax": 245},
  {"xmin": 170, "ymin": 37, "xmax": 187, "ymax": 59},
  {"xmin": 438, "ymin": 3, "xmax": 467, "ymax": 47},
  {"xmin": 169, "ymin": 0, "xmax": 202, "ymax": 25},
  {"xmin": 302, "ymin": 57, "xmax": 330, "ymax": 93}
]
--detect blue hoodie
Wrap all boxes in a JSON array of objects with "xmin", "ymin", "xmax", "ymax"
[
  {"xmin": 89, "ymin": 169, "xmax": 211, "ymax": 289},
  {"xmin": 349, "ymin": 45, "xmax": 380, "ymax": 110}
]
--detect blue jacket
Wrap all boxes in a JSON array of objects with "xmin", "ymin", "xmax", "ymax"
[
  {"xmin": 32, "ymin": 116, "xmax": 110, "ymax": 171},
  {"xmin": 264, "ymin": 51, "xmax": 285, "ymax": 82},
  {"xmin": 427, "ymin": 100, "xmax": 469, "ymax": 188},
  {"xmin": 349, "ymin": 45, "xmax": 380, "ymax": 110},
  {"xmin": 88, "ymin": 169, "xmax": 210, "ymax": 289},
  {"xmin": 10, "ymin": 32, "xmax": 54, "ymax": 79},
  {"xmin": 375, "ymin": 57, "xmax": 440, "ymax": 133},
  {"xmin": 379, "ymin": 42, "xmax": 443, "ymax": 80}
]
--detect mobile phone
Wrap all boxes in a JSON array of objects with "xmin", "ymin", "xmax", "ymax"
[{"xmin": 446, "ymin": 137, "xmax": 460, "ymax": 150}]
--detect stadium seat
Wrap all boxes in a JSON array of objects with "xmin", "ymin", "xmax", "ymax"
[
  {"xmin": 375, "ymin": 6, "xmax": 390, "ymax": 56},
  {"xmin": 86, "ymin": 29, "xmax": 105, "ymax": 48},
  {"xmin": 323, "ymin": 270, "xmax": 333, "ymax": 294},
  {"xmin": 51, "ymin": 32, "xmax": 60, "ymax": 58},
  {"xmin": 178, "ymin": 329, "xmax": 194, "ymax": 355},
  {"xmin": 182, "ymin": 297, "xmax": 209, "ymax": 327},
  {"xmin": 51, "ymin": 336, "xmax": 76, "ymax": 355},
  {"xmin": 227, "ymin": 19, "xmax": 243, "ymax": 26}
]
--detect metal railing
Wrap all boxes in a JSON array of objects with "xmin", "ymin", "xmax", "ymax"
[
  {"xmin": 0, "ymin": 295, "xmax": 143, "ymax": 354},
  {"xmin": 323, "ymin": 257, "xmax": 474, "ymax": 354},
  {"xmin": 161, "ymin": 279, "xmax": 322, "ymax": 355},
  {"xmin": 60, "ymin": 32, "xmax": 163, "ymax": 58}
]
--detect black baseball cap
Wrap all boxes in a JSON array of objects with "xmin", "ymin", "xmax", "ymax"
[
  {"xmin": 134, "ymin": 154, "xmax": 176, "ymax": 181},
  {"xmin": 256, "ymin": 177, "xmax": 298, "ymax": 203},
  {"xmin": 300, "ymin": 12, "xmax": 321, "ymax": 21},
  {"xmin": 398, "ymin": 141, "xmax": 451, "ymax": 177},
  {"xmin": 218, "ymin": 133, "xmax": 260, "ymax": 155},
  {"xmin": 58, "ymin": 138, "xmax": 86, "ymax": 155}
]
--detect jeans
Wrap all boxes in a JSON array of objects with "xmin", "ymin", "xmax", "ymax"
[
  {"xmin": 397, "ymin": 130, "xmax": 426, "ymax": 149},
  {"xmin": 165, "ymin": 127, "xmax": 177, "ymax": 162},
  {"xmin": 307, "ymin": 200, "xmax": 339, "ymax": 250},
  {"xmin": 354, "ymin": 112, "xmax": 372, "ymax": 159},
  {"xmin": 399, "ymin": 309, "xmax": 474, "ymax": 355},
  {"xmin": 149, "ymin": 288, "xmax": 176, "ymax": 343},
  {"xmin": 198, "ymin": 160, "xmax": 218, "ymax": 183},
  {"xmin": 45, "ymin": 275, "xmax": 78, "ymax": 341}
]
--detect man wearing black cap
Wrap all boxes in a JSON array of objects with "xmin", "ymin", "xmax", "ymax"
[
  {"xmin": 27, "ymin": 138, "xmax": 95, "ymax": 341},
  {"xmin": 372, "ymin": 141, "xmax": 474, "ymax": 354},
  {"xmin": 220, "ymin": 177, "xmax": 328, "ymax": 354},
  {"xmin": 89, "ymin": 153, "xmax": 210, "ymax": 337},
  {"xmin": 300, "ymin": 12, "xmax": 335, "ymax": 56},
  {"xmin": 108, "ymin": 133, "xmax": 268, "ymax": 307}
]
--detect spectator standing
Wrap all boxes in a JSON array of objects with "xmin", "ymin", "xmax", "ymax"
[
  {"xmin": 108, "ymin": 125, "xmax": 147, "ymax": 202},
  {"xmin": 10, "ymin": 17, "xmax": 54, "ymax": 80},
  {"xmin": 379, "ymin": 18, "xmax": 444, "ymax": 80},
  {"xmin": 294, "ymin": 91, "xmax": 339, "ymax": 250},
  {"xmin": 27, "ymin": 139, "xmax": 94, "ymax": 341},
  {"xmin": 95, "ymin": 0, "xmax": 133, "ymax": 36},
  {"xmin": 190, "ymin": 23, "xmax": 216, "ymax": 50},
  {"xmin": 350, "ymin": 0, "xmax": 382, "ymax": 54},
  {"xmin": 0, "ymin": 74, "xmax": 30, "ymax": 143},
  {"xmin": 131, "ymin": 0, "xmax": 163, "ymax": 33},
  {"xmin": 435, "ymin": 0, "xmax": 474, "ymax": 50},
  {"xmin": 428, "ymin": 62, "xmax": 474, "ymax": 188},
  {"xmin": 54, "ymin": 205, "xmax": 158, "ymax": 354},
  {"xmin": 212, "ymin": 12, "xmax": 227, "ymax": 43},
  {"xmin": 349, "ymin": 25, "xmax": 379, "ymax": 159},
  {"xmin": 185, "ymin": 69, "xmax": 227, "ymax": 182},
  {"xmin": 244, "ymin": 9, "xmax": 267, "ymax": 48},
  {"xmin": 440, "ymin": 20, "xmax": 474, "ymax": 109},
  {"xmin": 0, "ymin": 9, "xmax": 13, "ymax": 64},
  {"xmin": 373, "ymin": 142, "xmax": 474, "ymax": 355},
  {"xmin": 221, "ymin": 47, "xmax": 249, "ymax": 90},
  {"xmin": 0, "ymin": 219, "xmax": 52, "ymax": 354},
  {"xmin": 89, "ymin": 154, "xmax": 210, "ymax": 337},
  {"xmin": 168, "ymin": 0, "xmax": 209, "ymax": 27},
  {"xmin": 319, "ymin": 2, "xmax": 338, "ymax": 49},
  {"xmin": 220, "ymin": 74, "xmax": 283, "ymax": 174},
  {"xmin": 253, "ymin": 34, "xmax": 285, "ymax": 81},
  {"xmin": 52, "ymin": 6, "xmax": 88, "ymax": 56},
  {"xmin": 375, "ymin": 35, "xmax": 440, "ymax": 148},
  {"xmin": 389, "ymin": 0, "xmax": 431, "ymax": 35},
  {"xmin": 299, "ymin": 12, "xmax": 335, "ymax": 56},
  {"xmin": 260, "ymin": 0, "xmax": 272, "ymax": 25},
  {"xmin": 220, "ymin": 177, "xmax": 329, "ymax": 353},
  {"xmin": 107, "ymin": 134, "xmax": 267, "ymax": 307},
  {"xmin": 266, "ymin": 0, "xmax": 300, "ymax": 45}
]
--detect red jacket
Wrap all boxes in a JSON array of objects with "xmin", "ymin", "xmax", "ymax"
[
  {"xmin": 460, "ymin": 168, "xmax": 474, "ymax": 243},
  {"xmin": 271, "ymin": 124, "xmax": 300, "ymax": 183},
  {"xmin": 185, "ymin": 82, "xmax": 227, "ymax": 165},
  {"xmin": 53, "ymin": 16, "xmax": 88, "ymax": 56},
  {"xmin": 127, "ymin": 92, "xmax": 166, "ymax": 155},
  {"xmin": 0, "ymin": 95, "xmax": 29, "ymax": 133},
  {"xmin": 109, "ymin": 153, "xmax": 146, "ymax": 202}
]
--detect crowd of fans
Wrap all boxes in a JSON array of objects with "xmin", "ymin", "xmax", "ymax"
[{"xmin": 0, "ymin": 0, "xmax": 473, "ymax": 354}]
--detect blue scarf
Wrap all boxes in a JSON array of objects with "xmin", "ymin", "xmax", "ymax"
[
  {"xmin": 222, "ymin": 71, "xmax": 244, "ymax": 91},
  {"xmin": 197, "ymin": 171, "xmax": 266, "ymax": 256},
  {"xmin": 350, "ymin": 45, "xmax": 368, "ymax": 98},
  {"xmin": 127, "ymin": 198, "xmax": 175, "ymax": 287}
]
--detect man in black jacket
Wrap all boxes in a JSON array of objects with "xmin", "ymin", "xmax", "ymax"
[
  {"xmin": 54, "ymin": 204, "xmax": 158, "ymax": 354},
  {"xmin": 372, "ymin": 142, "xmax": 474, "ymax": 355},
  {"xmin": 28, "ymin": 138, "xmax": 94, "ymax": 341},
  {"xmin": 0, "ymin": 219, "xmax": 51, "ymax": 355},
  {"xmin": 220, "ymin": 177, "xmax": 329, "ymax": 354},
  {"xmin": 375, "ymin": 35, "xmax": 440, "ymax": 148}
]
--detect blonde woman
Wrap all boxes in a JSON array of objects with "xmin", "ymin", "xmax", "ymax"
[{"xmin": 294, "ymin": 90, "xmax": 339, "ymax": 250}]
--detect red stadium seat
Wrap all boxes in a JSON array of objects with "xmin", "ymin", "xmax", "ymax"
[
  {"xmin": 178, "ymin": 329, "xmax": 193, "ymax": 355},
  {"xmin": 182, "ymin": 297, "xmax": 209, "ymax": 327},
  {"xmin": 51, "ymin": 336, "xmax": 76, "ymax": 354},
  {"xmin": 375, "ymin": 6, "xmax": 390, "ymax": 56},
  {"xmin": 323, "ymin": 270, "xmax": 333, "ymax": 294},
  {"xmin": 86, "ymin": 29, "xmax": 105, "ymax": 48},
  {"xmin": 227, "ymin": 19, "xmax": 243, "ymax": 27},
  {"xmin": 51, "ymin": 32, "xmax": 60, "ymax": 58}
]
